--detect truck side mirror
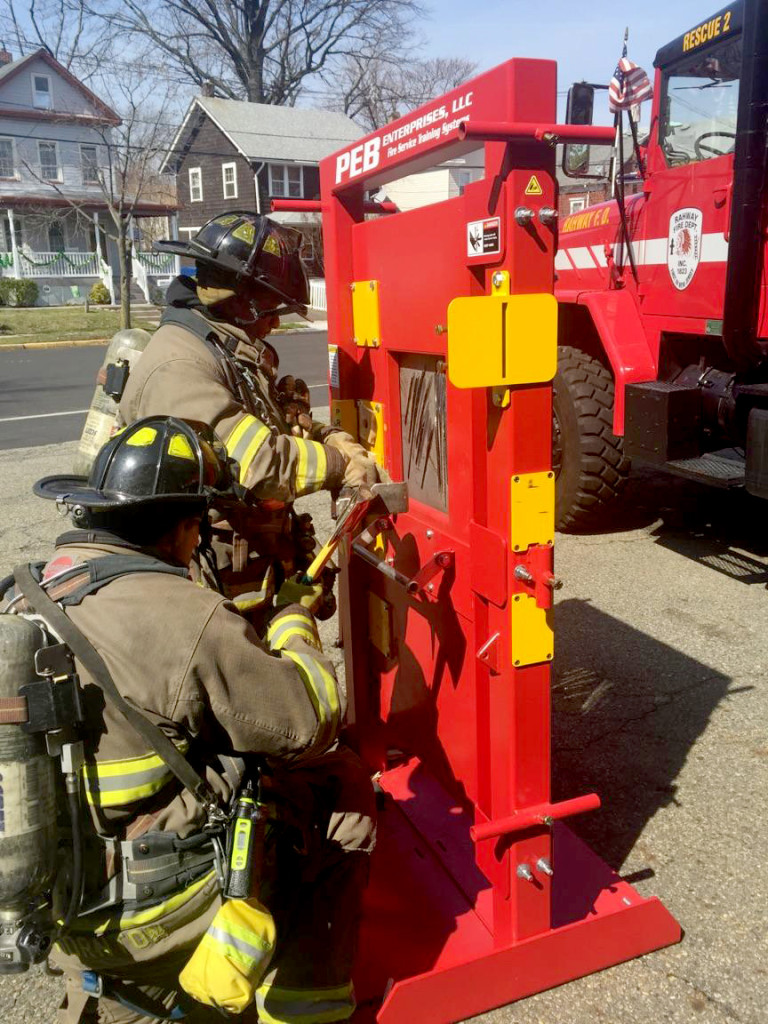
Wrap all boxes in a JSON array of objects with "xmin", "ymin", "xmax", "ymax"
[{"xmin": 563, "ymin": 82, "xmax": 597, "ymax": 178}]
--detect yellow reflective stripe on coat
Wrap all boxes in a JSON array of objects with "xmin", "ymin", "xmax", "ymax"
[
  {"xmin": 294, "ymin": 439, "xmax": 328, "ymax": 495},
  {"xmin": 82, "ymin": 739, "xmax": 189, "ymax": 808},
  {"xmin": 179, "ymin": 898, "xmax": 276, "ymax": 1014},
  {"xmin": 256, "ymin": 981, "xmax": 355, "ymax": 1024},
  {"xmin": 267, "ymin": 611, "xmax": 318, "ymax": 651},
  {"xmin": 281, "ymin": 650, "xmax": 339, "ymax": 750},
  {"xmin": 226, "ymin": 414, "xmax": 271, "ymax": 485}
]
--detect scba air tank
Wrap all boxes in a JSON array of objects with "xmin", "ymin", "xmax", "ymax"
[
  {"xmin": 73, "ymin": 328, "xmax": 152, "ymax": 477},
  {"xmin": 0, "ymin": 616, "xmax": 58, "ymax": 972}
]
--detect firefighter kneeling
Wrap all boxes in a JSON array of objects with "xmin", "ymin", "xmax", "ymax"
[{"xmin": 1, "ymin": 417, "xmax": 375, "ymax": 1024}]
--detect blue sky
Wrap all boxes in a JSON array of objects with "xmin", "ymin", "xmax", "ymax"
[{"xmin": 421, "ymin": 0, "xmax": 721, "ymax": 117}]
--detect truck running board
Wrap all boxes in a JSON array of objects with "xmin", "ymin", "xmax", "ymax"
[{"xmin": 664, "ymin": 452, "xmax": 746, "ymax": 488}]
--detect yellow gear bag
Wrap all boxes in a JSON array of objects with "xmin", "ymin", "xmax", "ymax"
[{"xmin": 179, "ymin": 897, "xmax": 276, "ymax": 1014}]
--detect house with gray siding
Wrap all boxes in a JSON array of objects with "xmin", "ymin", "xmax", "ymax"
[
  {"xmin": 0, "ymin": 47, "xmax": 177, "ymax": 304},
  {"xmin": 161, "ymin": 95, "xmax": 362, "ymax": 245}
]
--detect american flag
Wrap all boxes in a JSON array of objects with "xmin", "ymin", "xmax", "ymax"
[{"xmin": 608, "ymin": 55, "xmax": 653, "ymax": 113}]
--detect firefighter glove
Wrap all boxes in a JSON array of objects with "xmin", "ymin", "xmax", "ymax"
[{"xmin": 275, "ymin": 573, "xmax": 325, "ymax": 614}]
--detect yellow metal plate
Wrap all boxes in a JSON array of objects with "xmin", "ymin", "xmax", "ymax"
[
  {"xmin": 510, "ymin": 472, "xmax": 555, "ymax": 551},
  {"xmin": 369, "ymin": 592, "xmax": 393, "ymax": 658},
  {"xmin": 511, "ymin": 593, "xmax": 554, "ymax": 667},
  {"xmin": 446, "ymin": 279, "xmax": 557, "ymax": 388},
  {"xmin": 351, "ymin": 280, "xmax": 381, "ymax": 347},
  {"xmin": 357, "ymin": 400, "xmax": 385, "ymax": 465},
  {"xmin": 331, "ymin": 399, "xmax": 357, "ymax": 437}
]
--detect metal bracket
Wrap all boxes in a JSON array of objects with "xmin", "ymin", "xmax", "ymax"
[
  {"xmin": 410, "ymin": 550, "xmax": 454, "ymax": 593},
  {"xmin": 476, "ymin": 632, "xmax": 501, "ymax": 675}
]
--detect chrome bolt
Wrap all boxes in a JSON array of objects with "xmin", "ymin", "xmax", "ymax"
[
  {"xmin": 538, "ymin": 207, "xmax": 558, "ymax": 226},
  {"xmin": 492, "ymin": 271, "xmax": 505, "ymax": 288},
  {"xmin": 514, "ymin": 565, "xmax": 534, "ymax": 583},
  {"xmin": 517, "ymin": 863, "xmax": 534, "ymax": 882},
  {"xmin": 536, "ymin": 857, "xmax": 553, "ymax": 877},
  {"xmin": 515, "ymin": 206, "xmax": 535, "ymax": 226},
  {"xmin": 426, "ymin": 529, "xmax": 434, "ymax": 539},
  {"xmin": 427, "ymin": 583, "xmax": 434, "ymax": 592},
  {"xmin": 545, "ymin": 576, "xmax": 564, "ymax": 590},
  {"xmin": 434, "ymin": 324, "xmax": 447, "ymax": 335}
]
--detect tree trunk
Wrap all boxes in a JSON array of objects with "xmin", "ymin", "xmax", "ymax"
[{"xmin": 117, "ymin": 219, "xmax": 131, "ymax": 330}]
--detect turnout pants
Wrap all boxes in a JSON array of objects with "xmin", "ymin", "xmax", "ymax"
[{"xmin": 56, "ymin": 747, "xmax": 376, "ymax": 1024}]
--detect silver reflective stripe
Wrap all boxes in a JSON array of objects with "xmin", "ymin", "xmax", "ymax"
[
  {"xmin": 207, "ymin": 923, "xmax": 271, "ymax": 965},
  {"xmin": 268, "ymin": 613, "xmax": 316, "ymax": 650}
]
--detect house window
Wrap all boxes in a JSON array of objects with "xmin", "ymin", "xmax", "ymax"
[
  {"xmin": 38, "ymin": 142, "xmax": 60, "ymax": 181},
  {"xmin": 222, "ymin": 162, "xmax": 238, "ymax": 199},
  {"xmin": 32, "ymin": 74, "xmax": 52, "ymax": 109},
  {"xmin": 569, "ymin": 196, "xmax": 587, "ymax": 214},
  {"xmin": 81, "ymin": 145, "xmax": 99, "ymax": 185},
  {"xmin": 179, "ymin": 226, "xmax": 201, "ymax": 239},
  {"xmin": 455, "ymin": 170, "xmax": 472, "ymax": 196},
  {"xmin": 48, "ymin": 221, "xmax": 65, "ymax": 252},
  {"xmin": 189, "ymin": 167, "xmax": 203, "ymax": 202},
  {"xmin": 0, "ymin": 138, "xmax": 14, "ymax": 178},
  {"xmin": 269, "ymin": 164, "xmax": 303, "ymax": 199}
]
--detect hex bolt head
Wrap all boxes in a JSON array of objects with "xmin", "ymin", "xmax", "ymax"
[
  {"xmin": 492, "ymin": 271, "xmax": 505, "ymax": 288},
  {"xmin": 426, "ymin": 529, "xmax": 434, "ymax": 539},
  {"xmin": 517, "ymin": 863, "xmax": 534, "ymax": 882},
  {"xmin": 515, "ymin": 206, "xmax": 535, "ymax": 226},
  {"xmin": 514, "ymin": 565, "xmax": 534, "ymax": 583},
  {"xmin": 427, "ymin": 583, "xmax": 434, "ymax": 592},
  {"xmin": 545, "ymin": 575, "xmax": 564, "ymax": 590},
  {"xmin": 536, "ymin": 857, "xmax": 554, "ymax": 877}
]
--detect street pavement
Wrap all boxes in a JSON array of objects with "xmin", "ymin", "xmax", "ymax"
[
  {"xmin": 0, "ymin": 439, "xmax": 765, "ymax": 1022},
  {"xmin": 0, "ymin": 329, "xmax": 330, "ymax": 449}
]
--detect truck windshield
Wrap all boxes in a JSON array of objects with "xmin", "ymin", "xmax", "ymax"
[{"xmin": 660, "ymin": 36, "xmax": 741, "ymax": 166}]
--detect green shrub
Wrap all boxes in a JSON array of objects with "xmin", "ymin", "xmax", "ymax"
[
  {"xmin": 89, "ymin": 281, "xmax": 111, "ymax": 305},
  {"xmin": 0, "ymin": 279, "xmax": 39, "ymax": 307}
]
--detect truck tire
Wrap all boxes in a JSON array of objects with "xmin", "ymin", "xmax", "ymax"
[{"xmin": 553, "ymin": 346, "xmax": 630, "ymax": 531}]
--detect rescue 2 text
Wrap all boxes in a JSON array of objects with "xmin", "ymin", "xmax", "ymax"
[{"xmin": 682, "ymin": 9, "xmax": 732, "ymax": 52}]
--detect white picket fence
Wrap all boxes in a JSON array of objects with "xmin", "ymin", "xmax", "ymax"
[{"xmin": 309, "ymin": 277, "xmax": 327, "ymax": 311}]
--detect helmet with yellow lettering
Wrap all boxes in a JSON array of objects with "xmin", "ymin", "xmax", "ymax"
[
  {"xmin": 155, "ymin": 212, "xmax": 310, "ymax": 316},
  {"xmin": 33, "ymin": 417, "xmax": 234, "ymax": 513}
]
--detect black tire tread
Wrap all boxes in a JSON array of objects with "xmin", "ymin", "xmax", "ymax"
[{"xmin": 555, "ymin": 346, "xmax": 631, "ymax": 531}]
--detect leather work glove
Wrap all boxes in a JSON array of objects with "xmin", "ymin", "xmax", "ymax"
[
  {"xmin": 275, "ymin": 573, "xmax": 325, "ymax": 614},
  {"xmin": 276, "ymin": 375, "xmax": 313, "ymax": 437},
  {"xmin": 324, "ymin": 431, "xmax": 380, "ymax": 488}
]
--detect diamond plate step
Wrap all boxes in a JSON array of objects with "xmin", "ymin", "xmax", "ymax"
[{"xmin": 665, "ymin": 453, "xmax": 745, "ymax": 488}]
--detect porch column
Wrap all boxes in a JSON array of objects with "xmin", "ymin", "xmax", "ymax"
[
  {"xmin": 170, "ymin": 213, "xmax": 181, "ymax": 275},
  {"xmin": 93, "ymin": 210, "xmax": 103, "ymax": 262},
  {"xmin": 6, "ymin": 207, "xmax": 21, "ymax": 278}
]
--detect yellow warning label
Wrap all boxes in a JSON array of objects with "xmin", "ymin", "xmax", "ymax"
[{"xmin": 524, "ymin": 175, "xmax": 544, "ymax": 196}]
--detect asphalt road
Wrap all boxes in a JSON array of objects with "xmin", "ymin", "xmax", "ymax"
[{"xmin": 0, "ymin": 329, "xmax": 330, "ymax": 449}]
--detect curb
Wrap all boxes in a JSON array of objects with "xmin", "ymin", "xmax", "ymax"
[{"xmin": 0, "ymin": 325, "xmax": 327, "ymax": 353}]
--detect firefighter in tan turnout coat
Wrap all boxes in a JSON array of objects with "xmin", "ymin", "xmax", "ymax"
[
  {"xmin": 9, "ymin": 417, "xmax": 375, "ymax": 1024},
  {"xmin": 118, "ymin": 212, "xmax": 377, "ymax": 620}
]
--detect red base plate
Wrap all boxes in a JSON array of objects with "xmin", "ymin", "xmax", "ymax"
[{"xmin": 352, "ymin": 764, "xmax": 681, "ymax": 1023}]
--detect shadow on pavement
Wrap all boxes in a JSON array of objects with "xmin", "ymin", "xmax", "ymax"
[
  {"xmin": 566, "ymin": 464, "xmax": 768, "ymax": 587},
  {"xmin": 552, "ymin": 597, "xmax": 742, "ymax": 871}
]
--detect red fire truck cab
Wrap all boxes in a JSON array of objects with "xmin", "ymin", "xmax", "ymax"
[{"xmin": 554, "ymin": 0, "xmax": 768, "ymax": 528}]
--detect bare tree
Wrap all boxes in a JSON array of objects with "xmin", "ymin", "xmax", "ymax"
[
  {"xmin": 333, "ymin": 54, "xmax": 479, "ymax": 130},
  {"xmin": 80, "ymin": 0, "xmax": 424, "ymax": 105},
  {"xmin": 21, "ymin": 79, "xmax": 176, "ymax": 328},
  {"xmin": 0, "ymin": 0, "xmax": 113, "ymax": 80}
]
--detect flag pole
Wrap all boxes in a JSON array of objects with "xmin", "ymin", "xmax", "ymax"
[{"xmin": 614, "ymin": 27, "xmax": 638, "ymax": 283}]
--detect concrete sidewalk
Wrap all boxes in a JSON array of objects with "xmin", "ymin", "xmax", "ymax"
[{"xmin": 0, "ymin": 446, "xmax": 765, "ymax": 1023}]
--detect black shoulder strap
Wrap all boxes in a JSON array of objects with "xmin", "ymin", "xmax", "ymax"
[{"xmin": 12, "ymin": 563, "xmax": 221, "ymax": 815}]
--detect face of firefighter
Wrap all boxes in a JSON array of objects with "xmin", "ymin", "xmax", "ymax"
[
  {"xmin": 156, "ymin": 514, "xmax": 202, "ymax": 568},
  {"xmin": 220, "ymin": 290, "xmax": 281, "ymax": 341}
]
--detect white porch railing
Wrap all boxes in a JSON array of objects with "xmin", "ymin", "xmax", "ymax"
[
  {"xmin": 18, "ymin": 251, "xmax": 102, "ymax": 277},
  {"xmin": 135, "ymin": 251, "xmax": 176, "ymax": 275},
  {"xmin": 309, "ymin": 277, "xmax": 327, "ymax": 312}
]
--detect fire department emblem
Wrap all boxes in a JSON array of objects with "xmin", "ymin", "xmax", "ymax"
[{"xmin": 668, "ymin": 208, "xmax": 703, "ymax": 290}]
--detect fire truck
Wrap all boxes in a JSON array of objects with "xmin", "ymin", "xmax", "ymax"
[{"xmin": 554, "ymin": 0, "xmax": 768, "ymax": 529}]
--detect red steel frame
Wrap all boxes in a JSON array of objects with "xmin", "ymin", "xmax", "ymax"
[{"xmin": 307, "ymin": 59, "xmax": 681, "ymax": 1023}]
